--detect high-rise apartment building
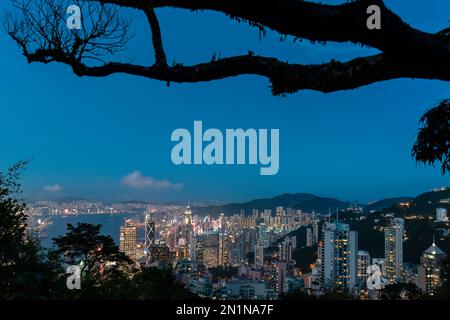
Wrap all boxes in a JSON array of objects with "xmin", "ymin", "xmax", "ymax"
[
  {"xmin": 357, "ymin": 250, "xmax": 371, "ymax": 286},
  {"xmin": 319, "ymin": 221, "xmax": 358, "ymax": 292},
  {"xmin": 254, "ymin": 244, "xmax": 265, "ymax": 268},
  {"xmin": 384, "ymin": 217, "xmax": 404, "ymax": 284},
  {"xmin": 279, "ymin": 237, "xmax": 294, "ymax": 261}
]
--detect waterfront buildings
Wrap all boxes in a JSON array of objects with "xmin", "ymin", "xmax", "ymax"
[{"xmin": 119, "ymin": 220, "xmax": 137, "ymax": 261}]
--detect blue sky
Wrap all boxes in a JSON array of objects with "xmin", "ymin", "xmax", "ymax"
[{"xmin": 0, "ymin": 0, "xmax": 449, "ymax": 203}]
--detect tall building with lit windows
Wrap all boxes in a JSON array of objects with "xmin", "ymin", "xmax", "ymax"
[
  {"xmin": 144, "ymin": 214, "xmax": 155, "ymax": 264},
  {"xmin": 357, "ymin": 250, "xmax": 371, "ymax": 286},
  {"xmin": 418, "ymin": 240, "xmax": 447, "ymax": 295},
  {"xmin": 119, "ymin": 220, "xmax": 137, "ymax": 261},
  {"xmin": 254, "ymin": 244, "xmax": 265, "ymax": 268},
  {"xmin": 319, "ymin": 221, "xmax": 358, "ymax": 292},
  {"xmin": 177, "ymin": 206, "xmax": 194, "ymax": 261},
  {"xmin": 384, "ymin": 217, "xmax": 404, "ymax": 284}
]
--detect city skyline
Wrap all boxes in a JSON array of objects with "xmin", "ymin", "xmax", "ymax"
[{"xmin": 22, "ymin": 178, "xmax": 450, "ymax": 300}]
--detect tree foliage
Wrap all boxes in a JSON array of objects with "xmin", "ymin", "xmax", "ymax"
[
  {"xmin": 412, "ymin": 99, "xmax": 450, "ymax": 174},
  {"xmin": 0, "ymin": 161, "xmax": 62, "ymax": 299},
  {"xmin": 379, "ymin": 283, "xmax": 424, "ymax": 300}
]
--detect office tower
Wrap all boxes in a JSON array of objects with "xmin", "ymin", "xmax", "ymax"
[
  {"xmin": 254, "ymin": 244, "xmax": 265, "ymax": 268},
  {"xmin": 119, "ymin": 220, "xmax": 137, "ymax": 261},
  {"xmin": 152, "ymin": 243, "xmax": 173, "ymax": 266},
  {"xmin": 178, "ymin": 206, "xmax": 194, "ymax": 261},
  {"xmin": 291, "ymin": 236, "xmax": 297, "ymax": 250},
  {"xmin": 219, "ymin": 231, "xmax": 230, "ymax": 266},
  {"xmin": 418, "ymin": 239, "xmax": 447, "ymax": 295},
  {"xmin": 177, "ymin": 238, "xmax": 190, "ymax": 260},
  {"xmin": 306, "ymin": 228, "xmax": 314, "ymax": 247},
  {"xmin": 202, "ymin": 231, "xmax": 220, "ymax": 268},
  {"xmin": 144, "ymin": 214, "xmax": 155, "ymax": 264},
  {"xmin": 357, "ymin": 250, "xmax": 371, "ymax": 286},
  {"xmin": 384, "ymin": 217, "xmax": 404, "ymax": 284},
  {"xmin": 258, "ymin": 223, "xmax": 268, "ymax": 247},
  {"xmin": 319, "ymin": 221, "xmax": 358, "ymax": 292},
  {"xmin": 263, "ymin": 210, "xmax": 271, "ymax": 226},
  {"xmin": 195, "ymin": 234, "xmax": 205, "ymax": 267},
  {"xmin": 312, "ymin": 220, "xmax": 319, "ymax": 244},
  {"xmin": 279, "ymin": 237, "xmax": 293, "ymax": 262},
  {"xmin": 436, "ymin": 208, "xmax": 448, "ymax": 222},
  {"xmin": 219, "ymin": 213, "xmax": 225, "ymax": 231},
  {"xmin": 184, "ymin": 205, "xmax": 192, "ymax": 225}
]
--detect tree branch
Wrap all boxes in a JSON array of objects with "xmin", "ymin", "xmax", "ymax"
[
  {"xmin": 24, "ymin": 49, "xmax": 450, "ymax": 95},
  {"xmin": 143, "ymin": 4, "xmax": 167, "ymax": 66},
  {"xmin": 7, "ymin": 0, "xmax": 450, "ymax": 94},
  {"xmin": 87, "ymin": 0, "xmax": 449, "ymax": 57}
]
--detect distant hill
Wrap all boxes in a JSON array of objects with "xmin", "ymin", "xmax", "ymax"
[
  {"xmin": 387, "ymin": 188, "xmax": 450, "ymax": 217},
  {"xmin": 413, "ymin": 188, "xmax": 450, "ymax": 206},
  {"xmin": 193, "ymin": 193, "xmax": 350, "ymax": 216},
  {"xmin": 365, "ymin": 196, "xmax": 413, "ymax": 212},
  {"xmin": 345, "ymin": 187, "xmax": 450, "ymax": 263}
]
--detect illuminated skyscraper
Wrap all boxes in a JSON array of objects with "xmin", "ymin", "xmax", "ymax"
[
  {"xmin": 202, "ymin": 231, "xmax": 220, "ymax": 268},
  {"xmin": 119, "ymin": 220, "xmax": 137, "ymax": 261},
  {"xmin": 254, "ymin": 244, "xmax": 265, "ymax": 268},
  {"xmin": 257, "ymin": 223, "xmax": 268, "ymax": 247},
  {"xmin": 144, "ymin": 214, "xmax": 155, "ymax": 265},
  {"xmin": 184, "ymin": 205, "xmax": 192, "ymax": 225},
  {"xmin": 319, "ymin": 221, "xmax": 358, "ymax": 292},
  {"xmin": 306, "ymin": 228, "xmax": 314, "ymax": 247},
  {"xmin": 418, "ymin": 239, "xmax": 447, "ymax": 295},
  {"xmin": 384, "ymin": 217, "xmax": 404, "ymax": 284},
  {"xmin": 195, "ymin": 234, "xmax": 206, "ymax": 266},
  {"xmin": 152, "ymin": 243, "xmax": 173, "ymax": 267},
  {"xmin": 178, "ymin": 206, "xmax": 194, "ymax": 261},
  {"xmin": 279, "ymin": 237, "xmax": 293, "ymax": 262},
  {"xmin": 219, "ymin": 231, "xmax": 230, "ymax": 266}
]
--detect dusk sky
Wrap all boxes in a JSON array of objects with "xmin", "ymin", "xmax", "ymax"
[{"xmin": 0, "ymin": 0, "xmax": 449, "ymax": 204}]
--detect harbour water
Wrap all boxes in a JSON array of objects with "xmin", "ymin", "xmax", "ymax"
[{"xmin": 40, "ymin": 213, "xmax": 144, "ymax": 248}]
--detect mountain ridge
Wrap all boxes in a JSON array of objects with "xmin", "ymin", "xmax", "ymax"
[{"xmin": 193, "ymin": 188, "xmax": 450, "ymax": 217}]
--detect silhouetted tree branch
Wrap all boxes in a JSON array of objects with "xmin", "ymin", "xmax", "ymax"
[
  {"xmin": 5, "ymin": 0, "xmax": 132, "ymax": 66},
  {"xmin": 5, "ymin": 0, "xmax": 449, "ymax": 95}
]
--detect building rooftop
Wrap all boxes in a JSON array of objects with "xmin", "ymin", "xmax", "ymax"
[{"xmin": 424, "ymin": 242, "xmax": 446, "ymax": 256}]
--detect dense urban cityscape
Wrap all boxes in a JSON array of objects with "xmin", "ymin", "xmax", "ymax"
[{"xmin": 25, "ymin": 187, "xmax": 450, "ymax": 300}]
